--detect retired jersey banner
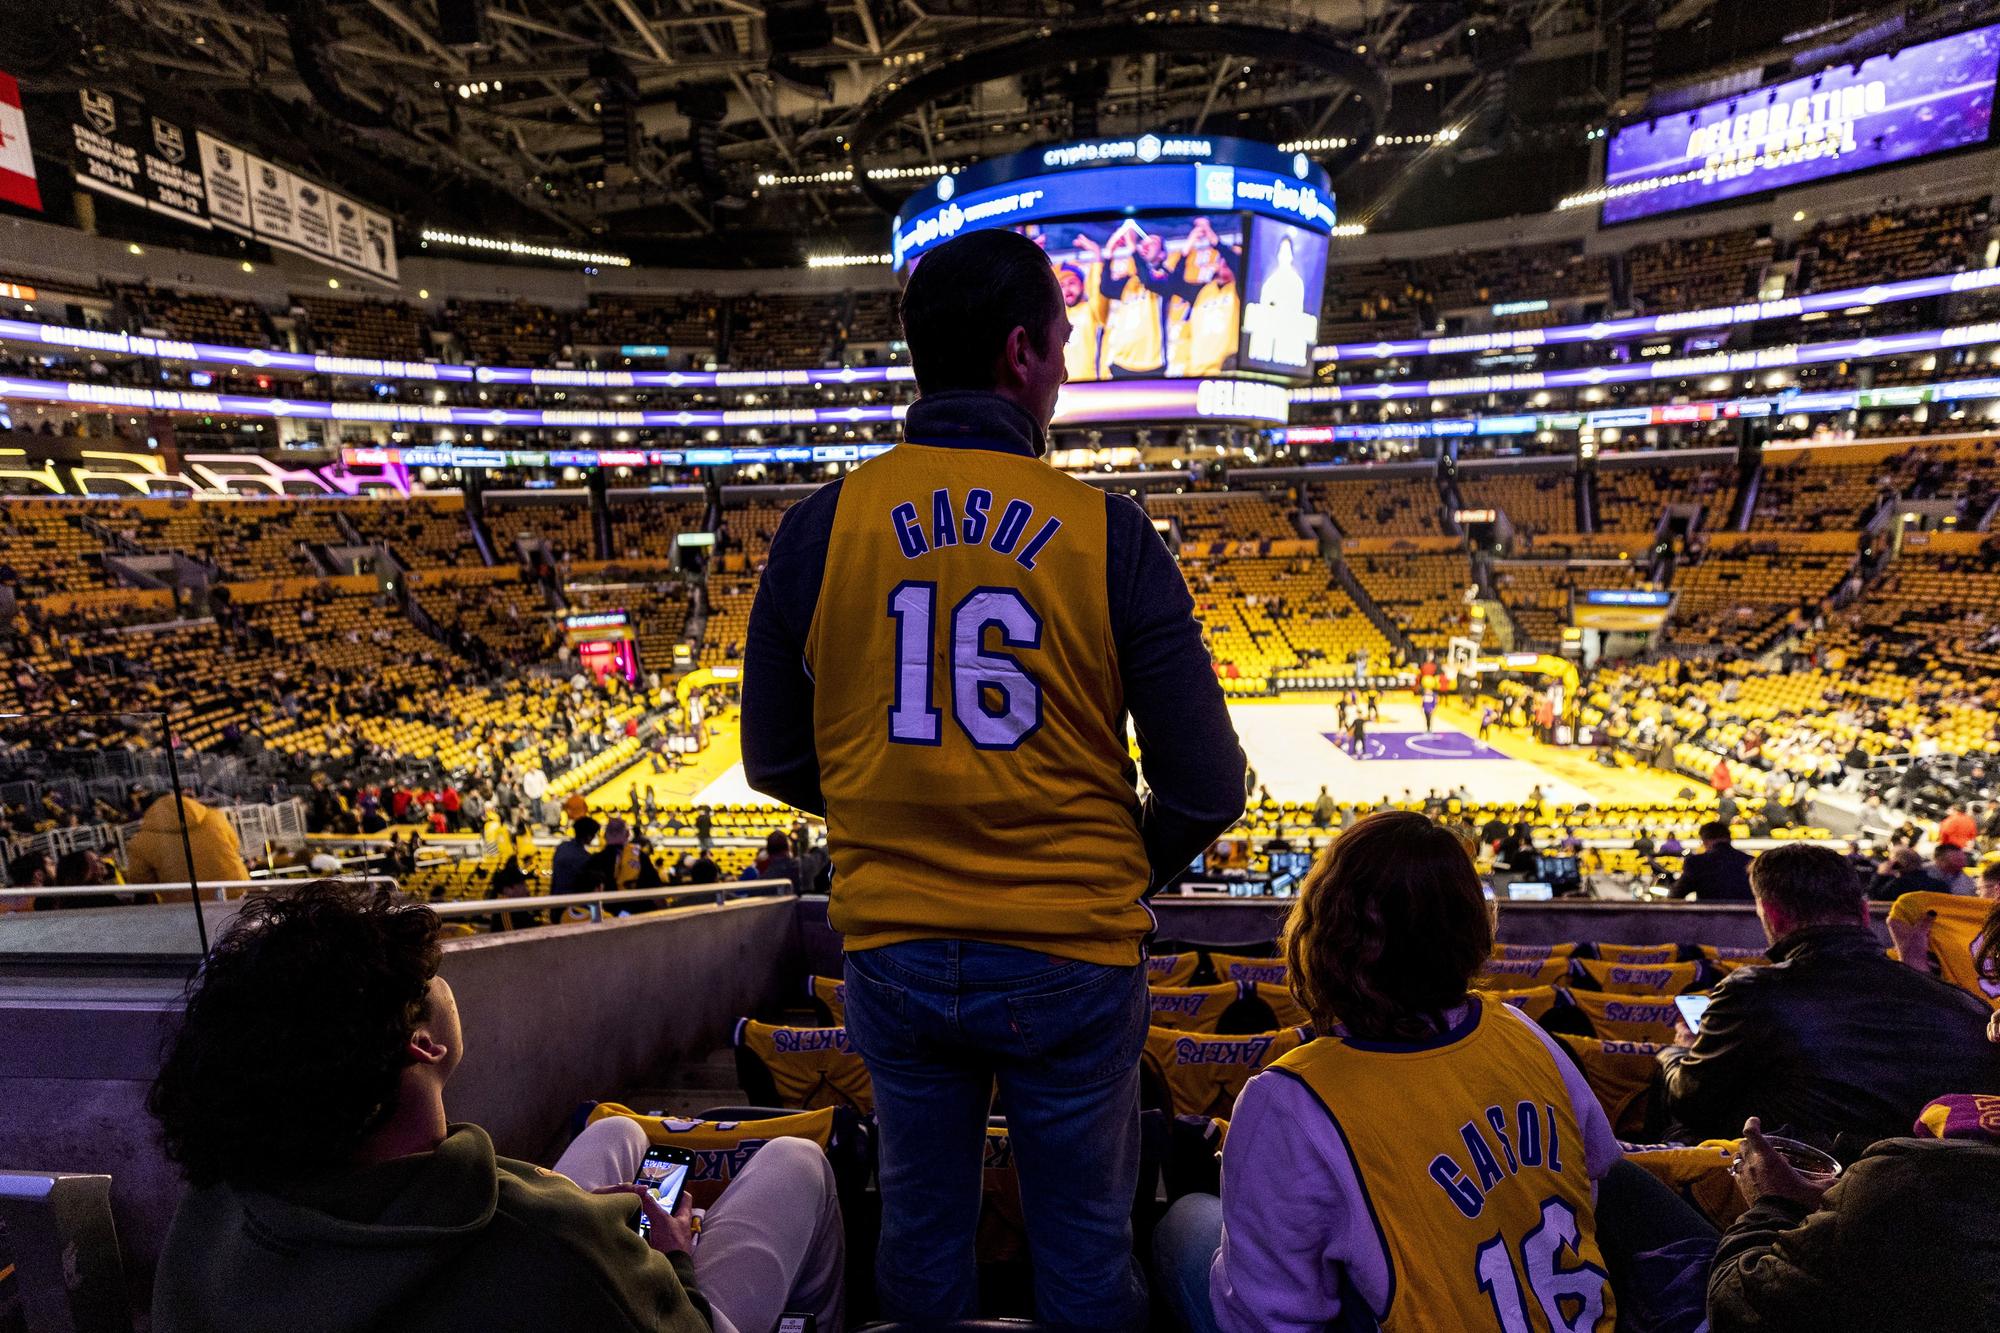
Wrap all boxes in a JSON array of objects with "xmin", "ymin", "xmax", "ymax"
[
  {"xmin": 64, "ymin": 91, "xmax": 396, "ymax": 286},
  {"xmin": 0, "ymin": 72, "xmax": 40, "ymax": 212}
]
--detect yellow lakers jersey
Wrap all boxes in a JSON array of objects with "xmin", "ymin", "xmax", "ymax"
[
  {"xmin": 1274, "ymin": 997, "xmax": 1615, "ymax": 1333},
  {"xmin": 1482, "ymin": 985, "xmax": 1564, "ymax": 1024},
  {"xmin": 1143, "ymin": 1025, "xmax": 1310, "ymax": 1119},
  {"xmin": 1473, "ymin": 956, "xmax": 1572, "ymax": 989},
  {"xmin": 1889, "ymin": 891, "xmax": 2000, "ymax": 1007},
  {"xmin": 1147, "ymin": 982, "xmax": 1244, "ymax": 1032},
  {"xmin": 585, "ymin": 1102, "xmax": 839, "ymax": 1207},
  {"xmin": 1622, "ymin": 1139, "xmax": 1747, "ymax": 1229},
  {"xmin": 807, "ymin": 974, "xmax": 847, "ymax": 1025},
  {"xmin": 1562, "ymin": 989, "xmax": 1682, "ymax": 1044},
  {"xmin": 1206, "ymin": 952, "xmax": 1288, "ymax": 986},
  {"xmin": 1064, "ymin": 298, "xmax": 1102, "ymax": 381},
  {"xmin": 1093, "ymin": 267, "xmax": 1165, "ymax": 374},
  {"xmin": 1180, "ymin": 282, "xmax": 1240, "ymax": 376},
  {"xmin": 1248, "ymin": 979, "xmax": 1311, "ymax": 1028},
  {"xmin": 732, "ymin": 1020, "xmax": 875, "ymax": 1112},
  {"xmin": 1554, "ymin": 1033, "xmax": 1665, "ymax": 1139},
  {"xmin": 1592, "ymin": 942, "xmax": 1683, "ymax": 965},
  {"xmin": 805, "ymin": 443, "xmax": 1152, "ymax": 965},
  {"xmin": 1495, "ymin": 942, "xmax": 1578, "ymax": 961},
  {"xmin": 1568, "ymin": 958, "xmax": 1706, "ymax": 996}
]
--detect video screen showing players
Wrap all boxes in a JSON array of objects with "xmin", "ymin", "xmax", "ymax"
[
  {"xmin": 1020, "ymin": 215, "xmax": 1247, "ymax": 382},
  {"xmin": 1238, "ymin": 216, "xmax": 1330, "ymax": 375}
]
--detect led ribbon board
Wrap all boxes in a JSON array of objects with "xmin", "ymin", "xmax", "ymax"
[
  {"xmin": 1601, "ymin": 23, "xmax": 2000, "ymax": 224},
  {"xmin": 1311, "ymin": 268, "xmax": 2000, "ymax": 362},
  {"xmin": 0, "ymin": 374, "xmax": 1289, "ymax": 430},
  {"xmin": 891, "ymin": 134, "xmax": 1335, "ymax": 270}
]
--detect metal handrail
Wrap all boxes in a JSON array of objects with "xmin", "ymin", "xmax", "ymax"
[
  {"xmin": 0, "ymin": 878, "xmax": 797, "ymax": 920},
  {"xmin": 427, "ymin": 879, "xmax": 795, "ymax": 919}
]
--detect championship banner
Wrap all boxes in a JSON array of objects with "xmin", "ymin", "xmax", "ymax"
[
  {"xmin": 64, "ymin": 91, "xmax": 397, "ymax": 287},
  {"xmin": 0, "ymin": 71, "xmax": 40, "ymax": 212},
  {"xmin": 68, "ymin": 89, "xmax": 209, "ymax": 228}
]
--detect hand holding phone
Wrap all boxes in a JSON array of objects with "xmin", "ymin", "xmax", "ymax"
[
  {"xmin": 594, "ymin": 1144, "xmax": 696, "ymax": 1255},
  {"xmin": 1673, "ymin": 994, "xmax": 1712, "ymax": 1041}
]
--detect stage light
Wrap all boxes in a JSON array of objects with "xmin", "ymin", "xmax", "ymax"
[
  {"xmin": 806, "ymin": 253, "xmax": 892, "ymax": 268},
  {"xmin": 419, "ymin": 228, "xmax": 632, "ymax": 267}
]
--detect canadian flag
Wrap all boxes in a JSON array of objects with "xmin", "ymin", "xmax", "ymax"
[{"xmin": 0, "ymin": 72, "xmax": 42, "ymax": 212}]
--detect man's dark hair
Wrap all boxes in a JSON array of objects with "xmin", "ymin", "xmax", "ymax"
[
  {"xmin": 1698, "ymin": 819, "xmax": 1731, "ymax": 843},
  {"xmin": 900, "ymin": 229, "xmax": 1065, "ymax": 394},
  {"xmin": 766, "ymin": 830, "xmax": 791, "ymax": 855},
  {"xmin": 1750, "ymin": 843, "xmax": 1864, "ymax": 925},
  {"xmin": 149, "ymin": 882, "xmax": 442, "ymax": 1188},
  {"xmin": 572, "ymin": 816, "xmax": 600, "ymax": 843}
]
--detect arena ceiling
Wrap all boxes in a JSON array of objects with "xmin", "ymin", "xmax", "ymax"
[{"xmin": 8, "ymin": 0, "xmax": 1899, "ymax": 266}]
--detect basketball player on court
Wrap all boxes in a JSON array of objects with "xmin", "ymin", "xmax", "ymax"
[{"xmin": 740, "ymin": 227, "xmax": 1245, "ymax": 1330}]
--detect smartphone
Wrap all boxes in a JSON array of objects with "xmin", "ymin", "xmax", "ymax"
[
  {"xmin": 630, "ymin": 1145, "xmax": 695, "ymax": 1233},
  {"xmin": 1674, "ymin": 994, "xmax": 1712, "ymax": 1035}
]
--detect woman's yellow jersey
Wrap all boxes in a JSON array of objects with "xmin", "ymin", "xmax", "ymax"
[{"xmin": 1271, "ymin": 996, "xmax": 1615, "ymax": 1332}]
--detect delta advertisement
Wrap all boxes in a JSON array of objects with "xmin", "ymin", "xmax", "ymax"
[
  {"xmin": 1602, "ymin": 23, "xmax": 2000, "ymax": 224},
  {"xmin": 63, "ymin": 88, "xmax": 397, "ymax": 284}
]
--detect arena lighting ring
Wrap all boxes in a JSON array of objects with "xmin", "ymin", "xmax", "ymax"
[{"xmin": 846, "ymin": 9, "xmax": 1391, "ymax": 215}]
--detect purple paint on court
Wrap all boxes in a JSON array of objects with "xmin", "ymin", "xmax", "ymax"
[{"xmin": 1320, "ymin": 730, "xmax": 1512, "ymax": 761}]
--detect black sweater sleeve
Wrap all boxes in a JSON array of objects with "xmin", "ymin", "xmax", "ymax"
[
  {"xmin": 1104, "ymin": 492, "xmax": 1247, "ymax": 887},
  {"xmin": 740, "ymin": 482, "xmax": 842, "ymax": 815}
]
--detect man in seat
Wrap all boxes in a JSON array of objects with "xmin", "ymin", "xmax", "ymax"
[{"xmin": 148, "ymin": 881, "xmax": 843, "ymax": 1332}]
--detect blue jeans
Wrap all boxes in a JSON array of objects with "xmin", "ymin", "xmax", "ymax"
[
  {"xmin": 842, "ymin": 939, "xmax": 1151, "ymax": 1329},
  {"xmin": 1152, "ymin": 1193, "xmax": 1224, "ymax": 1333}
]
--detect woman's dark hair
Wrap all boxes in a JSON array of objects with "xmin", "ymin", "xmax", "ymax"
[
  {"xmin": 1283, "ymin": 810, "xmax": 1492, "ymax": 1041},
  {"xmin": 900, "ymin": 229, "xmax": 1066, "ymax": 393},
  {"xmin": 149, "ymin": 881, "xmax": 442, "ymax": 1188}
]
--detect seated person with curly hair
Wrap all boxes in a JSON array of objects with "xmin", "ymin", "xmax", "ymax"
[
  {"xmin": 1151, "ymin": 809, "xmax": 1630, "ymax": 1332},
  {"xmin": 148, "ymin": 881, "xmax": 844, "ymax": 1333}
]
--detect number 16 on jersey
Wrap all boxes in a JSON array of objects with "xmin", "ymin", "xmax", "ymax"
[{"xmin": 887, "ymin": 581, "xmax": 1044, "ymax": 751}]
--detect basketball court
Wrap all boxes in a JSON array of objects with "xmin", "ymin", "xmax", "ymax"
[{"xmin": 607, "ymin": 693, "xmax": 1696, "ymax": 812}]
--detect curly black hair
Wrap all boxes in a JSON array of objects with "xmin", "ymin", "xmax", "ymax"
[{"xmin": 149, "ymin": 881, "xmax": 443, "ymax": 1189}]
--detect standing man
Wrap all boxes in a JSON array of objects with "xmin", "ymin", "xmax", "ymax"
[{"xmin": 742, "ymin": 227, "xmax": 1245, "ymax": 1330}]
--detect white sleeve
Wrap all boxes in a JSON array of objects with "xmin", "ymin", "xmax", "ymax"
[{"xmin": 1210, "ymin": 1070, "xmax": 1393, "ymax": 1332}]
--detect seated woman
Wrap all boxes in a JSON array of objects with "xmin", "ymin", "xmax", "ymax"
[{"xmin": 1154, "ymin": 809, "xmax": 1624, "ymax": 1332}]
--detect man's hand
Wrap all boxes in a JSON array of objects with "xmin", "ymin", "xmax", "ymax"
[
  {"xmin": 595, "ymin": 1183, "xmax": 698, "ymax": 1257},
  {"xmin": 1885, "ymin": 910, "xmax": 1935, "ymax": 969},
  {"xmin": 1986, "ymin": 1006, "xmax": 2000, "ymax": 1046},
  {"xmin": 1669, "ymin": 1018, "xmax": 1698, "ymax": 1049},
  {"xmin": 1733, "ymin": 1117, "xmax": 1835, "ymax": 1209}
]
